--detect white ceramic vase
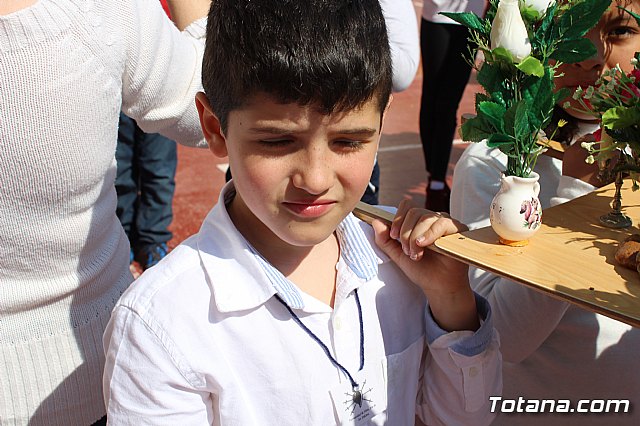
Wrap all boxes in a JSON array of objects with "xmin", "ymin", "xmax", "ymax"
[{"xmin": 490, "ymin": 172, "xmax": 542, "ymax": 246}]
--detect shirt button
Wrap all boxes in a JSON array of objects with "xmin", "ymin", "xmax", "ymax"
[
  {"xmin": 334, "ymin": 317, "xmax": 342, "ymax": 330},
  {"xmin": 469, "ymin": 367, "xmax": 479, "ymax": 378}
]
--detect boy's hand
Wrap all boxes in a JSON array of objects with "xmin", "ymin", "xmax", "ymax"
[{"xmin": 371, "ymin": 200, "xmax": 479, "ymax": 331}]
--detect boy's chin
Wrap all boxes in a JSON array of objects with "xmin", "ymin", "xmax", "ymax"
[{"xmin": 277, "ymin": 218, "xmax": 344, "ymax": 247}]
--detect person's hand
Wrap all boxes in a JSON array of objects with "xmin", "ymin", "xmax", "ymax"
[
  {"xmin": 562, "ymin": 134, "xmax": 605, "ymax": 187},
  {"xmin": 371, "ymin": 200, "xmax": 479, "ymax": 331}
]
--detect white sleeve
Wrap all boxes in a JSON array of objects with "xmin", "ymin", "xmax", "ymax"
[
  {"xmin": 550, "ymin": 175, "xmax": 595, "ymax": 207},
  {"xmin": 103, "ymin": 306, "xmax": 212, "ymax": 424},
  {"xmin": 450, "ymin": 149, "xmax": 570, "ymax": 363},
  {"xmin": 380, "ymin": 0, "xmax": 420, "ymax": 92},
  {"xmin": 417, "ymin": 295, "xmax": 501, "ymax": 426},
  {"xmin": 119, "ymin": 0, "xmax": 206, "ymax": 147}
]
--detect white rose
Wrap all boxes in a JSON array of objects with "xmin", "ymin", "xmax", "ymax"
[
  {"xmin": 519, "ymin": 0, "xmax": 554, "ymax": 16},
  {"xmin": 490, "ymin": 0, "xmax": 531, "ymax": 63}
]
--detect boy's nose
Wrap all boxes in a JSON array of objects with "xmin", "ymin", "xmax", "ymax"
[{"xmin": 291, "ymin": 148, "xmax": 334, "ymax": 195}]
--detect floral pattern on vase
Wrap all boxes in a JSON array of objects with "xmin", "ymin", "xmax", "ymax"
[{"xmin": 490, "ymin": 172, "xmax": 542, "ymax": 246}]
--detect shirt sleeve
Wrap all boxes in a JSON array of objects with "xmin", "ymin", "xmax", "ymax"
[
  {"xmin": 417, "ymin": 294, "xmax": 501, "ymax": 426},
  {"xmin": 103, "ymin": 305, "xmax": 212, "ymax": 424},
  {"xmin": 550, "ymin": 175, "xmax": 595, "ymax": 207},
  {"xmin": 119, "ymin": 0, "xmax": 206, "ymax": 147},
  {"xmin": 380, "ymin": 0, "xmax": 420, "ymax": 92}
]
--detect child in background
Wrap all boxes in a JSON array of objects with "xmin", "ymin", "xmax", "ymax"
[
  {"xmin": 103, "ymin": 0, "xmax": 501, "ymax": 424},
  {"xmin": 451, "ymin": 1, "xmax": 640, "ymax": 424}
]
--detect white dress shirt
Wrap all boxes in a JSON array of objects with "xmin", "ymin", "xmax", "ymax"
[{"xmin": 104, "ymin": 182, "xmax": 501, "ymax": 425}]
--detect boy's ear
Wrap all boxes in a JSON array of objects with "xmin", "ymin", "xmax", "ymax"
[{"xmin": 195, "ymin": 92, "xmax": 228, "ymax": 158}]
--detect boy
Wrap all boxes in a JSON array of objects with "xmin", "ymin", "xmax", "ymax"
[{"xmin": 103, "ymin": 1, "xmax": 501, "ymax": 424}]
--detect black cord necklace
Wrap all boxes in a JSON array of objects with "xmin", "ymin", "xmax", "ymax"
[{"xmin": 274, "ymin": 289, "xmax": 365, "ymax": 406}]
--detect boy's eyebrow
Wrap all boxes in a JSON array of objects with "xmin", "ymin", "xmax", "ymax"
[{"xmin": 247, "ymin": 126, "xmax": 379, "ymax": 136}]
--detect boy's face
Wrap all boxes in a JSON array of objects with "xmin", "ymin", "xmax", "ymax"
[
  {"xmin": 197, "ymin": 92, "xmax": 384, "ymax": 250},
  {"xmin": 557, "ymin": 0, "xmax": 640, "ymax": 120}
]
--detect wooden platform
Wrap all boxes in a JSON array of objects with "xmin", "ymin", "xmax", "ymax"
[{"xmin": 434, "ymin": 180, "xmax": 640, "ymax": 327}]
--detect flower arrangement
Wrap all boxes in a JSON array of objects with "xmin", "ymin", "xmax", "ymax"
[
  {"xmin": 443, "ymin": 0, "xmax": 611, "ymax": 177},
  {"xmin": 571, "ymin": 8, "xmax": 640, "ymax": 187}
]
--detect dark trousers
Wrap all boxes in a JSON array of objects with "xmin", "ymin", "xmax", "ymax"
[
  {"xmin": 115, "ymin": 113, "xmax": 177, "ymax": 250},
  {"xmin": 419, "ymin": 20, "xmax": 473, "ymax": 182}
]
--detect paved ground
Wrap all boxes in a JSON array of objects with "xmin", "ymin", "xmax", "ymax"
[{"xmin": 167, "ymin": 3, "xmax": 482, "ymax": 250}]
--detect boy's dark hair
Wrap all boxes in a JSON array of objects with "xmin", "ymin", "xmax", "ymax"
[{"xmin": 202, "ymin": 0, "xmax": 393, "ymax": 132}]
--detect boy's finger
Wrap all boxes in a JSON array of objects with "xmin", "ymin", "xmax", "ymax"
[
  {"xmin": 372, "ymin": 219, "xmax": 406, "ymax": 264},
  {"xmin": 390, "ymin": 199, "xmax": 412, "ymax": 240},
  {"xmin": 398, "ymin": 208, "xmax": 450, "ymax": 258},
  {"xmin": 415, "ymin": 217, "xmax": 467, "ymax": 247}
]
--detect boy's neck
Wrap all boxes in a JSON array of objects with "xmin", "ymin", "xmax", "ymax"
[{"xmin": 227, "ymin": 196, "xmax": 340, "ymax": 308}]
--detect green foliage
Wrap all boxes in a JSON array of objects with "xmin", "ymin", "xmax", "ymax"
[
  {"xmin": 445, "ymin": 0, "xmax": 609, "ymax": 177},
  {"xmin": 602, "ymin": 107, "xmax": 640, "ymax": 130}
]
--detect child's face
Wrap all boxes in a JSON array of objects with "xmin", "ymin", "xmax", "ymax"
[
  {"xmin": 556, "ymin": 0, "xmax": 640, "ymax": 120},
  {"xmin": 198, "ymin": 92, "xmax": 384, "ymax": 250}
]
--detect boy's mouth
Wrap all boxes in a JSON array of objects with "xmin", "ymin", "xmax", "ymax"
[{"xmin": 282, "ymin": 200, "xmax": 336, "ymax": 218}]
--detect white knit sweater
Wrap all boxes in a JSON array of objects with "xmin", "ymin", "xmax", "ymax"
[{"xmin": 0, "ymin": 1, "xmax": 205, "ymax": 424}]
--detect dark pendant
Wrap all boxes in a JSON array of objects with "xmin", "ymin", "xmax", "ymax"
[{"xmin": 352, "ymin": 387, "xmax": 363, "ymax": 407}]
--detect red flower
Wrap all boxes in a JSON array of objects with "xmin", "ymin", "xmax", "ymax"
[{"xmin": 593, "ymin": 128, "xmax": 602, "ymax": 141}]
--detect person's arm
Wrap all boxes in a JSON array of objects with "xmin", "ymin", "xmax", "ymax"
[
  {"xmin": 165, "ymin": 0, "xmax": 211, "ymax": 31},
  {"xmin": 450, "ymin": 147, "xmax": 571, "ymax": 362},
  {"xmin": 379, "ymin": 0, "xmax": 420, "ymax": 92},
  {"xmin": 371, "ymin": 203, "xmax": 500, "ymax": 425},
  {"xmin": 103, "ymin": 306, "xmax": 212, "ymax": 422},
  {"xmin": 119, "ymin": 0, "xmax": 206, "ymax": 147},
  {"xmin": 417, "ymin": 294, "xmax": 501, "ymax": 426}
]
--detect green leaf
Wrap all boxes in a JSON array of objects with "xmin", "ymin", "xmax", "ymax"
[
  {"xmin": 514, "ymin": 100, "xmax": 532, "ymax": 144},
  {"xmin": 492, "ymin": 47, "xmax": 514, "ymax": 64},
  {"xmin": 607, "ymin": 125, "xmax": 640, "ymax": 145},
  {"xmin": 461, "ymin": 116, "xmax": 493, "ymax": 142},
  {"xmin": 536, "ymin": 2, "xmax": 557, "ymax": 38},
  {"xmin": 602, "ymin": 106, "xmax": 640, "ymax": 130},
  {"xmin": 550, "ymin": 38, "xmax": 597, "ymax": 63},
  {"xmin": 486, "ymin": 133, "xmax": 515, "ymax": 148},
  {"xmin": 439, "ymin": 12, "xmax": 485, "ymax": 32},
  {"xmin": 523, "ymin": 69, "xmax": 555, "ymax": 129},
  {"xmin": 554, "ymin": 87, "xmax": 570, "ymax": 105},
  {"xmin": 491, "ymin": 91, "xmax": 507, "ymax": 108},
  {"xmin": 620, "ymin": 7, "xmax": 640, "ymax": 27},
  {"xmin": 516, "ymin": 56, "xmax": 544, "ymax": 77},
  {"xmin": 477, "ymin": 62, "xmax": 509, "ymax": 94},
  {"xmin": 520, "ymin": 6, "xmax": 540, "ymax": 23},
  {"xmin": 558, "ymin": 0, "xmax": 612, "ymax": 39},
  {"xmin": 475, "ymin": 92, "xmax": 492, "ymax": 107},
  {"xmin": 503, "ymin": 104, "xmax": 517, "ymax": 137},
  {"xmin": 478, "ymin": 101, "xmax": 507, "ymax": 132}
]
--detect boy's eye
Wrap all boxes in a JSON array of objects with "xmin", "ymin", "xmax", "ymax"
[
  {"xmin": 258, "ymin": 138, "xmax": 293, "ymax": 146},
  {"xmin": 334, "ymin": 139, "xmax": 365, "ymax": 150},
  {"xmin": 607, "ymin": 26, "xmax": 636, "ymax": 39}
]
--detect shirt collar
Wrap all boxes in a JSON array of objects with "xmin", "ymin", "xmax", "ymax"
[
  {"xmin": 197, "ymin": 182, "xmax": 379, "ymax": 312},
  {"xmin": 248, "ymin": 212, "xmax": 379, "ymax": 310}
]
